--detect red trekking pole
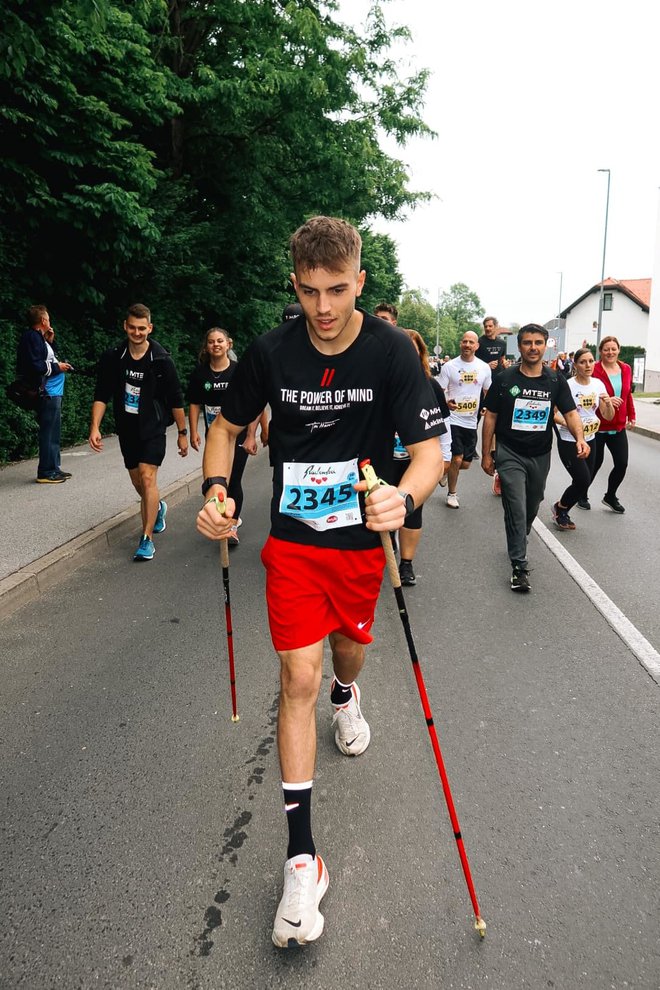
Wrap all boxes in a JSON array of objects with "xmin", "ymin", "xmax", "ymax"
[
  {"xmin": 214, "ymin": 494, "xmax": 239, "ymax": 722},
  {"xmin": 360, "ymin": 460, "xmax": 486, "ymax": 937}
]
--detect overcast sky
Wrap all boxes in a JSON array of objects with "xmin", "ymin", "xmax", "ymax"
[{"xmin": 340, "ymin": 0, "xmax": 660, "ymax": 327}]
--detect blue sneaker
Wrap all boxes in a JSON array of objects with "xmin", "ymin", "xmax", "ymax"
[
  {"xmin": 153, "ymin": 499, "xmax": 168, "ymax": 534},
  {"xmin": 133, "ymin": 535, "xmax": 155, "ymax": 561}
]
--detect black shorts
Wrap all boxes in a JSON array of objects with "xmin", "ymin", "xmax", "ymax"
[
  {"xmin": 118, "ymin": 430, "xmax": 166, "ymax": 470},
  {"xmin": 450, "ymin": 424, "xmax": 477, "ymax": 461}
]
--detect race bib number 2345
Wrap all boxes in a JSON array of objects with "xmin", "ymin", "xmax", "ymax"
[{"xmin": 279, "ymin": 459, "xmax": 362, "ymax": 532}]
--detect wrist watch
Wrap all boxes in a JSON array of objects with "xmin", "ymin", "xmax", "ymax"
[
  {"xmin": 202, "ymin": 475, "xmax": 228, "ymax": 497},
  {"xmin": 398, "ymin": 491, "xmax": 415, "ymax": 518},
  {"xmin": 178, "ymin": 428, "xmax": 188, "ymax": 436}
]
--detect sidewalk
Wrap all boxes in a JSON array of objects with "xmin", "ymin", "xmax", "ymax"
[
  {"xmin": 630, "ymin": 395, "xmax": 660, "ymax": 440},
  {"xmin": 0, "ymin": 426, "xmax": 203, "ymax": 620},
  {"xmin": 1, "ymin": 405, "xmax": 658, "ymax": 621}
]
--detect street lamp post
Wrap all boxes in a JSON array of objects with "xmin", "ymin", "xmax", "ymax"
[
  {"xmin": 557, "ymin": 271, "xmax": 563, "ymax": 349},
  {"xmin": 596, "ymin": 168, "xmax": 611, "ymax": 347}
]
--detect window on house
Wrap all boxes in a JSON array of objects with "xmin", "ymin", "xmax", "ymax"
[{"xmin": 603, "ymin": 292, "xmax": 613, "ymax": 311}]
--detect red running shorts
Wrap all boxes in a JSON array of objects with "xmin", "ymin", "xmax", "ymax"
[{"xmin": 260, "ymin": 535, "xmax": 385, "ymax": 652}]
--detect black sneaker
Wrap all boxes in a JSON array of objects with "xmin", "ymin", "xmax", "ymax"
[
  {"xmin": 552, "ymin": 501, "xmax": 575, "ymax": 531},
  {"xmin": 576, "ymin": 498, "xmax": 591, "ymax": 510},
  {"xmin": 399, "ymin": 560, "xmax": 416, "ymax": 586},
  {"xmin": 511, "ymin": 566, "xmax": 531, "ymax": 593},
  {"xmin": 602, "ymin": 493, "xmax": 625, "ymax": 513},
  {"xmin": 55, "ymin": 470, "xmax": 72, "ymax": 479}
]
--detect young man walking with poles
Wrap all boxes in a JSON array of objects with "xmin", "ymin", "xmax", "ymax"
[{"xmin": 196, "ymin": 216, "xmax": 444, "ymax": 947}]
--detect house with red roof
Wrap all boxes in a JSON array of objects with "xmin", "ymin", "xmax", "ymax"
[{"xmin": 559, "ymin": 277, "xmax": 651, "ymax": 354}]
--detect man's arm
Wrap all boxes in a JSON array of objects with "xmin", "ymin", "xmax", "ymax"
[
  {"xmin": 480, "ymin": 410, "xmax": 497, "ymax": 475},
  {"xmin": 172, "ymin": 407, "xmax": 189, "ymax": 458},
  {"xmin": 358, "ymin": 436, "xmax": 443, "ymax": 532},
  {"xmin": 196, "ymin": 413, "xmax": 247, "ymax": 540},
  {"xmin": 89, "ymin": 400, "xmax": 107, "ymax": 452}
]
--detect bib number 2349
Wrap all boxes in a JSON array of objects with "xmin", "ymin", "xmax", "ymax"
[{"xmin": 280, "ymin": 459, "xmax": 362, "ymax": 532}]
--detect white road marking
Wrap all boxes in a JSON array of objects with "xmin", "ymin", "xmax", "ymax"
[{"xmin": 533, "ymin": 518, "xmax": 660, "ymax": 685}]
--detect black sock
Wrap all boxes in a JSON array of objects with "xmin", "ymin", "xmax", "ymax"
[
  {"xmin": 283, "ymin": 782, "xmax": 315, "ymax": 860},
  {"xmin": 330, "ymin": 677, "xmax": 353, "ymax": 707}
]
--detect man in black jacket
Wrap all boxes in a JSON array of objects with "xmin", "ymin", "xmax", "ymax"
[
  {"xmin": 17, "ymin": 304, "xmax": 73, "ymax": 483},
  {"xmin": 89, "ymin": 303, "xmax": 188, "ymax": 561}
]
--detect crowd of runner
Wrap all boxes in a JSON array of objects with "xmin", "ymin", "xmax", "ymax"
[{"xmin": 17, "ymin": 215, "xmax": 636, "ymax": 949}]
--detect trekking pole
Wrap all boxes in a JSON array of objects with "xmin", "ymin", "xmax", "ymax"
[
  {"xmin": 360, "ymin": 459, "xmax": 486, "ymax": 937},
  {"xmin": 213, "ymin": 494, "xmax": 239, "ymax": 722}
]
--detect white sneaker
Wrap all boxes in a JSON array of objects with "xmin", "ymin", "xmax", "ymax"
[
  {"xmin": 446, "ymin": 492, "xmax": 460, "ymax": 509},
  {"xmin": 331, "ymin": 681, "xmax": 371, "ymax": 756},
  {"xmin": 439, "ymin": 472, "xmax": 448, "ymax": 487},
  {"xmin": 272, "ymin": 854, "xmax": 329, "ymax": 948}
]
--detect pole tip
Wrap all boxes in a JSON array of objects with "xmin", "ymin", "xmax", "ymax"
[
  {"xmin": 475, "ymin": 916, "xmax": 486, "ymax": 938},
  {"xmin": 231, "ymin": 714, "xmax": 240, "ymax": 723}
]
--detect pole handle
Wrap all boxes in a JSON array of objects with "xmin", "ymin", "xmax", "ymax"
[
  {"xmin": 210, "ymin": 492, "xmax": 231, "ymax": 566},
  {"xmin": 359, "ymin": 459, "xmax": 400, "ymax": 588}
]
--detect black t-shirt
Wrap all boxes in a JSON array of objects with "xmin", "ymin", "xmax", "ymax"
[
  {"xmin": 119, "ymin": 351, "xmax": 151, "ymax": 432},
  {"xmin": 221, "ymin": 311, "xmax": 443, "ymax": 549},
  {"xmin": 187, "ymin": 362, "xmax": 237, "ymax": 431},
  {"xmin": 475, "ymin": 334, "xmax": 507, "ymax": 373},
  {"xmin": 484, "ymin": 365, "xmax": 576, "ymax": 456},
  {"xmin": 392, "ymin": 376, "xmax": 448, "ymax": 462}
]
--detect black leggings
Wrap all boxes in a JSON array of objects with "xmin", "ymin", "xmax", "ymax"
[
  {"xmin": 557, "ymin": 438, "xmax": 596, "ymax": 510},
  {"xmin": 589, "ymin": 430, "xmax": 629, "ymax": 497}
]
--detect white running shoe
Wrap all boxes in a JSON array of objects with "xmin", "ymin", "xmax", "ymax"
[
  {"xmin": 272, "ymin": 854, "xmax": 329, "ymax": 948},
  {"xmin": 439, "ymin": 472, "xmax": 448, "ymax": 487},
  {"xmin": 446, "ymin": 492, "xmax": 460, "ymax": 509},
  {"xmin": 331, "ymin": 681, "xmax": 371, "ymax": 756}
]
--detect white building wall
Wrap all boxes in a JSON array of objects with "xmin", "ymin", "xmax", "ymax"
[
  {"xmin": 564, "ymin": 293, "xmax": 648, "ymax": 354},
  {"xmin": 645, "ymin": 192, "xmax": 660, "ymax": 391}
]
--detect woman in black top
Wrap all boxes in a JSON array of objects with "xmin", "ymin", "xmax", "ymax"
[
  {"xmin": 390, "ymin": 329, "xmax": 450, "ymax": 586},
  {"xmin": 187, "ymin": 327, "xmax": 256, "ymax": 543}
]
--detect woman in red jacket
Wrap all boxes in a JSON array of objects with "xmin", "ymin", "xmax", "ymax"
[{"xmin": 580, "ymin": 335, "xmax": 636, "ymax": 513}]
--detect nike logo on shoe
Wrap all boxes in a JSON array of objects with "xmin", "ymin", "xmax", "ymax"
[
  {"xmin": 357, "ymin": 620, "xmax": 368, "ymax": 629},
  {"xmin": 345, "ymin": 737, "xmax": 358, "ymax": 747},
  {"xmin": 282, "ymin": 918, "xmax": 302, "ymax": 928}
]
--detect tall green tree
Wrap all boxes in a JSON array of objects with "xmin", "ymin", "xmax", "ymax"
[
  {"xmin": 438, "ymin": 283, "xmax": 484, "ymax": 336},
  {"xmin": 0, "ymin": 0, "xmax": 434, "ymax": 462},
  {"xmin": 140, "ymin": 0, "xmax": 433, "ymax": 342},
  {"xmin": 360, "ymin": 231, "xmax": 403, "ymax": 314},
  {"xmin": 397, "ymin": 288, "xmax": 436, "ymax": 335}
]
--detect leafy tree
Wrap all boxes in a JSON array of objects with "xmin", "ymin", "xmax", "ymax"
[
  {"xmin": 397, "ymin": 288, "xmax": 461, "ymax": 357},
  {"xmin": 360, "ymin": 231, "xmax": 403, "ymax": 314},
  {"xmin": 397, "ymin": 288, "xmax": 436, "ymax": 335},
  {"xmin": 438, "ymin": 283, "xmax": 484, "ymax": 336},
  {"xmin": 0, "ymin": 0, "xmax": 435, "ymax": 462}
]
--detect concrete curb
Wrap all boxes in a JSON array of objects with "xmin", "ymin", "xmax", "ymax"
[
  {"xmin": 631, "ymin": 425, "xmax": 660, "ymax": 442},
  {"xmin": 0, "ymin": 467, "xmax": 202, "ymax": 622}
]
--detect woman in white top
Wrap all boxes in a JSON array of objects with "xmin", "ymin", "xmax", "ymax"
[{"xmin": 551, "ymin": 348, "xmax": 614, "ymax": 531}]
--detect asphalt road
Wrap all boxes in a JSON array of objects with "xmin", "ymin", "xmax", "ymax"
[{"xmin": 1, "ymin": 444, "xmax": 658, "ymax": 990}]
